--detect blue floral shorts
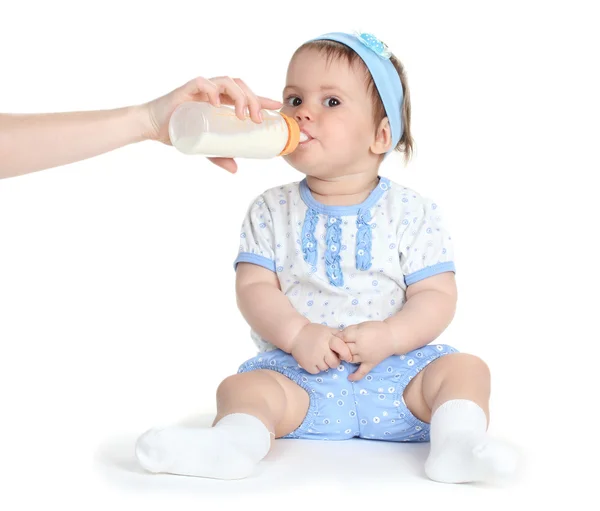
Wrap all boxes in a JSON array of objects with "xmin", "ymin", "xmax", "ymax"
[{"xmin": 238, "ymin": 343, "xmax": 458, "ymax": 442}]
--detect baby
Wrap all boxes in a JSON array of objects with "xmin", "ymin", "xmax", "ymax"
[{"xmin": 135, "ymin": 31, "xmax": 518, "ymax": 484}]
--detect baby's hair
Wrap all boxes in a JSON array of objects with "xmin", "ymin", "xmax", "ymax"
[{"xmin": 293, "ymin": 40, "xmax": 413, "ymax": 166}]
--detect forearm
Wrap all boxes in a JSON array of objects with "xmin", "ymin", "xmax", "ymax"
[
  {"xmin": 0, "ymin": 106, "xmax": 149, "ymax": 179},
  {"xmin": 384, "ymin": 289, "xmax": 456, "ymax": 354},
  {"xmin": 236, "ymin": 282, "xmax": 309, "ymax": 353}
]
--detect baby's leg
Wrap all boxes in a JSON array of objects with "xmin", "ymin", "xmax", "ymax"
[
  {"xmin": 403, "ymin": 353, "xmax": 518, "ymax": 483},
  {"xmin": 135, "ymin": 370, "xmax": 309, "ymax": 479}
]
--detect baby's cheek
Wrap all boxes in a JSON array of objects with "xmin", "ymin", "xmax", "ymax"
[
  {"xmin": 328, "ymin": 123, "xmax": 362, "ymax": 149},
  {"xmin": 345, "ymin": 129, "xmax": 373, "ymax": 155}
]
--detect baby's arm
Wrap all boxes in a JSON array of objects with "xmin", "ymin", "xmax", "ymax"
[
  {"xmin": 338, "ymin": 272, "xmax": 456, "ymax": 381},
  {"xmin": 236, "ymin": 262, "xmax": 309, "ymax": 352},
  {"xmin": 388, "ymin": 194, "xmax": 457, "ymax": 353},
  {"xmin": 384, "ymin": 271, "xmax": 457, "ymax": 354},
  {"xmin": 236, "ymin": 263, "xmax": 351, "ymax": 371}
]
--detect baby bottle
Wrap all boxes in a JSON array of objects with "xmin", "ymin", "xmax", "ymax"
[{"xmin": 168, "ymin": 102, "xmax": 302, "ymax": 158}]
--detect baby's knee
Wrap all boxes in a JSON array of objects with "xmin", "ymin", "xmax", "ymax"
[
  {"xmin": 427, "ymin": 353, "xmax": 491, "ymax": 389},
  {"xmin": 450, "ymin": 353, "xmax": 490, "ymax": 377},
  {"xmin": 216, "ymin": 370, "xmax": 286, "ymax": 403}
]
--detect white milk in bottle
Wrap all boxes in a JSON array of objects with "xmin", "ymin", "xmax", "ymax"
[{"xmin": 168, "ymin": 102, "xmax": 302, "ymax": 158}]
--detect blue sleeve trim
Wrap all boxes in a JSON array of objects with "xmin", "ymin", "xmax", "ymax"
[
  {"xmin": 234, "ymin": 253, "xmax": 277, "ymax": 272},
  {"xmin": 405, "ymin": 261, "xmax": 456, "ymax": 286}
]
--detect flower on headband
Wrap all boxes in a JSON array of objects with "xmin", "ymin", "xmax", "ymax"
[{"xmin": 355, "ymin": 32, "xmax": 392, "ymax": 59}]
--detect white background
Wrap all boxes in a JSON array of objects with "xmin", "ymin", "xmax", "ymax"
[{"xmin": 0, "ymin": 0, "xmax": 597, "ymax": 508}]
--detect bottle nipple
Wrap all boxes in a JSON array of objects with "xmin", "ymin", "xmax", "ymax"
[{"xmin": 278, "ymin": 114, "xmax": 301, "ymax": 155}]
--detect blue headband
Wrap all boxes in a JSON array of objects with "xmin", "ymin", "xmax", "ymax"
[{"xmin": 307, "ymin": 31, "xmax": 404, "ymax": 156}]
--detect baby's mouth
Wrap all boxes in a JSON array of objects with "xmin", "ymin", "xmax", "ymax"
[{"xmin": 299, "ymin": 131, "xmax": 314, "ymax": 143}]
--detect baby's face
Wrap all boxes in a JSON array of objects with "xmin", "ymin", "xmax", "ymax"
[{"xmin": 281, "ymin": 49, "xmax": 378, "ymax": 179}]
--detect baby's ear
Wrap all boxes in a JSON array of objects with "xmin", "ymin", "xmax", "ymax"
[{"xmin": 370, "ymin": 117, "xmax": 392, "ymax": 155}]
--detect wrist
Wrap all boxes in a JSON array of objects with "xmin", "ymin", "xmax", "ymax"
[
  {"xmin": 285, "ymin": 317, "xmax": 311, "ymax": 353},
  {"xmin": 132, "ymin": 103, "xmax": 156, "ymax": 142},
  {"xmin": 383, "ymin": 318, "xmax": 408, "ymax": 354}
]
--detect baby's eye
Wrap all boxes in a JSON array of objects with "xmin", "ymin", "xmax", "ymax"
[
  {"xmin": 286, "ymin": 96, "xmax": 302, "ymax": 107},
  {"xmin": 323, "ymin": 97, "xmax": 341, "ymax": 107}
]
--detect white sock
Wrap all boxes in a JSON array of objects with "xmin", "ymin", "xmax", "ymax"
[
  {"xmin": 135, "ymin": 413, "xmax": 273, "ymax": 480},
  {"xmin": 424, "ymin": 399, "xmax": 518, "ymax": 484}
]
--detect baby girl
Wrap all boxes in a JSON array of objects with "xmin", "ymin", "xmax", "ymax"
[{"xmin": 135, "ymin": 31, "xmax": 518, "ymax": 484}]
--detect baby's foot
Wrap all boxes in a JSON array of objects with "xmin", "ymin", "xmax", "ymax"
[
  {"xmin": 424, "ymin": 399, "xmax": 519, "ymax": 484},
  {"xmin": 424, "ymin": 432, "xmax": 518, "ymax": 483},
  {"xmin": 135, "ymin": 413, "xmax": 272, "ymax": 480}
]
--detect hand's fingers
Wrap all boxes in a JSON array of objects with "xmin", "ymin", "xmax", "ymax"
[
  {"xmin": 332, "ymin": 330, "xmax": 345, "ymax": 342},
  {"xmin": 209, "ymin": 76, "xmax": 248, "ymax": 120},
  {"xmin": 207, "ymin": 157, "xmax": 238, "ymax": 174},
  {"xmin": 348, "ymin": 363, "xmax": 373, "ymax": 382},
  {"xmin": 257, "ymin": 95, "xmax": 283, "ymax": 111},
  {"xmin": 350, "ymin": 354, "xmax": 362, "ymax": 364},
  {"xmin": 233, "ymin": 78, "xmax": 262, "ymax": 123},
  {"xmin": 316, "ymin": 361, "xmax": 328, "ymax": 373},
  {"xmin": 302, "ymin": 363, "xmax": 319, "ymax": 375},
  {"xmin": 184, "ymin": 77, "xmax": 221, "ymax": 107},
  {"xmin": 329, "ymin": 336, "xmax": 353, "ymax": 363},
  {"xmin": 324, "ymin": 350, "xmax": 340, "ymax": 369},
  {"xmin": 341, "ymin": 325, "xmax": 358, "ymax": 343}
]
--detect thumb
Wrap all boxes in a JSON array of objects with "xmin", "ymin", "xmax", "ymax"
[
  {"xmin": 348, "ymin": 363, "xmax": 373, "ymax": 382},
  {"xmin": 329, "ymin": 335, "xmax": 352, "ymax": 363}
]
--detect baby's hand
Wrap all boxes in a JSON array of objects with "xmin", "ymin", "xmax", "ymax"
[
  {"xmin": 334, "ymin": 321, "xmax": 398, "ymax": 382},
  {"xmin": 290, "ymin": 323, "xmax": 353, "ymax": 374}
]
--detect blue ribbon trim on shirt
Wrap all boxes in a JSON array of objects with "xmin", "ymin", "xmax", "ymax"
[
  {"xmin": 355, "ymin": 208, "xmax": 373, "ymax": 270},
  {"xmin": 301, "ymin": 208, "xmax": 319, "ymax": 266},
  {"xmin": 325, "ymin": 216, "xmax": 344, "ymax": 287}
]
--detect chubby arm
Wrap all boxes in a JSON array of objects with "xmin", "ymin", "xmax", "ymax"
[
  {"xmin": 384, "ymin": 271, "xmax": 457, "ymax": 354},
  {"xmin": 337, "ymin": 271, "xmax": 457, "ymax": 381},
  {"xmin": 235, "ymin": 262, "xmax": 309, "ymax": 353}
]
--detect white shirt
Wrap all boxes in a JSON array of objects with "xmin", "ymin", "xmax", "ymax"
[{"xmin": 234, "ymin": 176, "xmax": 456, "ymax": 353}]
